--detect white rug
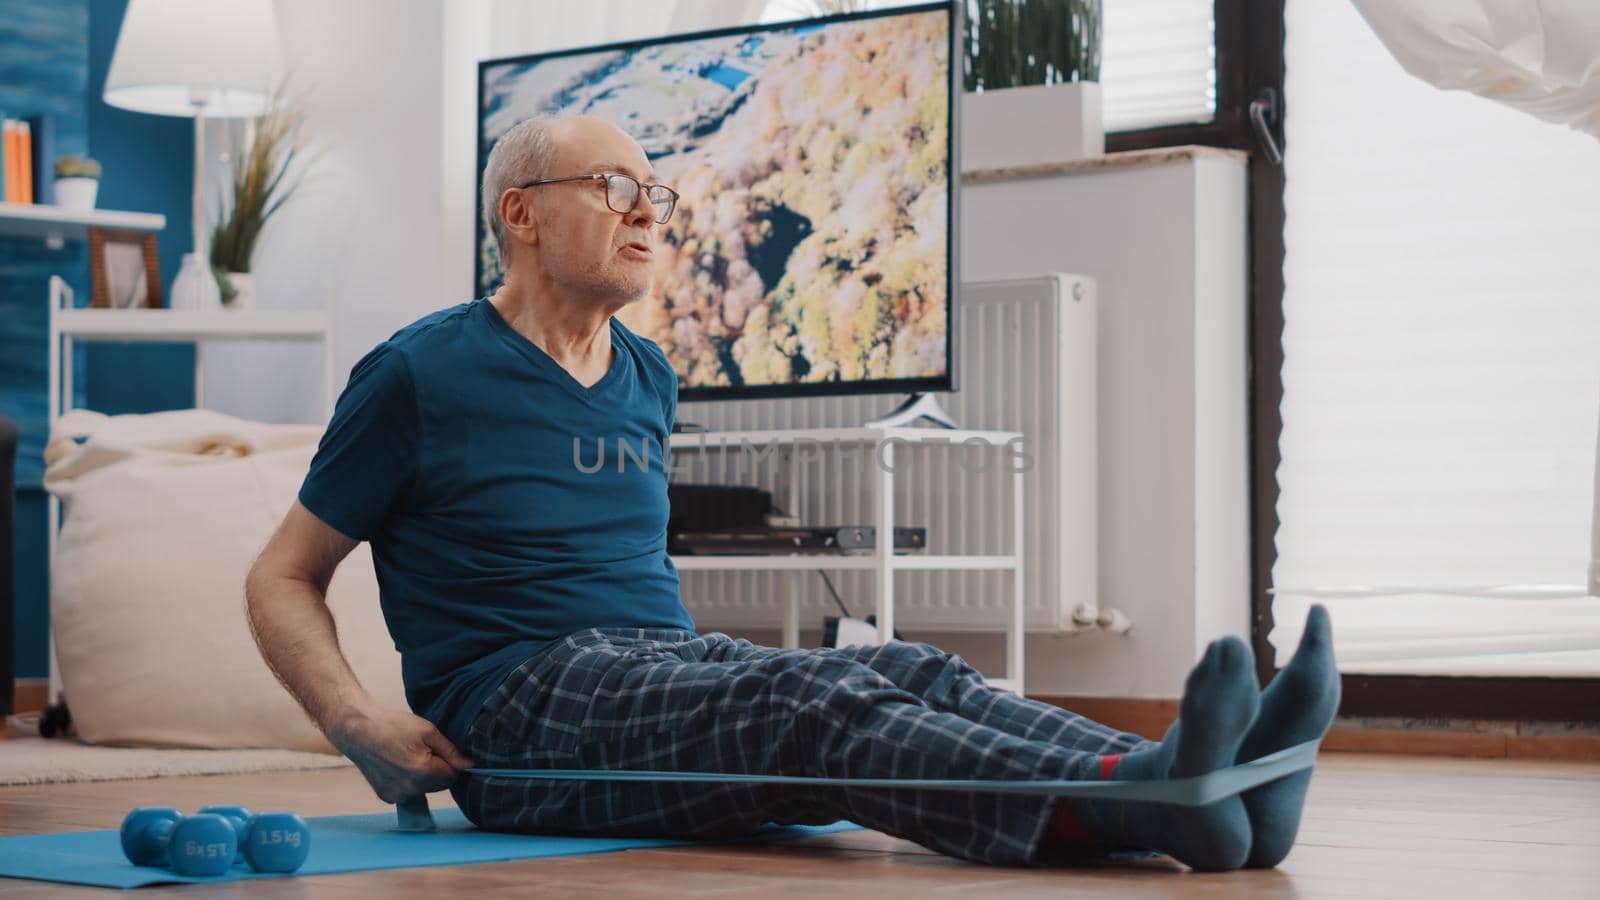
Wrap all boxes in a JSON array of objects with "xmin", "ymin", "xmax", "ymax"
[{"xmin": 0, "ymin": 734, "xmax": 353, "ymax": 786}]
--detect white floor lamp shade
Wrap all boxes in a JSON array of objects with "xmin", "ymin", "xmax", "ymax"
[
  {"xmin": 103, "ymin": 0, "xmax": 284, "ymax": 118},
  {"xmin": 102, "ymin": 0, "xmax": 285, "ymax": 310}
]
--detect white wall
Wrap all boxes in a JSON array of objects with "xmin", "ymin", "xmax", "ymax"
[
  {"xmin": 199, "ymin": 0, "xmax": 449, "ymax": 425},
  {"xmin": 936, "ymin": 154, "xmax": 1252, "ymax": 698}
]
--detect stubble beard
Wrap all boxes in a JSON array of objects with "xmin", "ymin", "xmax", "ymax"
[{"xmin": 552, "ymin": 252, "xmax": 652, "ymax": 306}]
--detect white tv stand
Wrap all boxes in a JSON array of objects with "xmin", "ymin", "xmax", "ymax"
[
  {"xmin": 862, "ymin": 393, "xmax": 959, "ymax": 429},
  {"xmin": 668, "ymin": 426, "xmax": 1027, "ymax": 694}
]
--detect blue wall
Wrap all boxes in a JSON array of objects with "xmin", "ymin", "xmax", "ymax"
[
  {"xmin": 1, "ymin": 0, "xmax": 91, "ymax": 687},
  {"xmin": 86, "ymin": 0, "xmax": 195, "ymax": 416},
  {"xmin": 4, "ymin": 0, "xmax": 195, "ymax": 679},
  {"xmin": 0, "ymin": 0, "xmax": 91, "ymax": 488}
]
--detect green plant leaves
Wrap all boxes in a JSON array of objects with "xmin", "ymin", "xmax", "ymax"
[
  {"xmin": 962, "ymin": 0, "xmax": 1100, "ymax": 92},
  {"xmin": 211, "ymin": 92, "xmax": 310, "ymax": 273}
]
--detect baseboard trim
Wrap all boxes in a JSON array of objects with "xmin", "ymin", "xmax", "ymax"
[
  {"xmin": 1035, "ymin": 695, "xmax": 1600, "ymax": 761},
  {"xmin": 1033, "ymin": 696, "xmax": 1177, "ymax": 741},
  {"xmin": 1319, "ymin": 727, "xmax": 1600, "ymax": 760}
]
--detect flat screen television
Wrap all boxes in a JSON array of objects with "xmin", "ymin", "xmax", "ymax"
[{"xmin": 476, "ymin": 1, "xmax": 958, "ymax": 402}]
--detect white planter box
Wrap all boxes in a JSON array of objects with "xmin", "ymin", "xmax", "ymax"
[
  {"xmin": 54, "ymin": 177, "xmax": 99, "ymax": 211},
  {"xmin": 961, "ymin": 81, "xmax": 1104, "ymax": 171}
]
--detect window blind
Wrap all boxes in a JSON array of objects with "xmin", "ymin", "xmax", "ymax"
[
  {"xmin": 1100, "ymin": 0, "xmax": 1214, "ymax": 132},
  {"xmin": 1273, "ymin": 0, "xmax": 1600, "ymax": 677}
]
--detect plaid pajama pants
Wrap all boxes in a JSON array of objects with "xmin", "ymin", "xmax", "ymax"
[{"xmin": 450, "ymin": 627, "xmax": 1153, "ymax": 865}]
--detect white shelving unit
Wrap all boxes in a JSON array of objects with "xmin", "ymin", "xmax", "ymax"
[
  {"xmin": 669, "ymin": 426, "xmax": 1028, "ymax": 694},
  {"xmin": 42, "ymin": 276, "xmax": 336, "ymax": 703},
  {"xmin": 46, "ymin": 279, "xmax": 335, "ymax": 418},
  {"xmin": 52, "ymin": 307, "xmax": 329, "ymax": 338},
  {"xmin": 0, "ymin": 201, "xmax": 166, "ymax": 248}
]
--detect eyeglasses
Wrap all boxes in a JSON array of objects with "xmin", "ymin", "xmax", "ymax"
[{"xmin": 518, "ymin": 172, "xmax": 679, "ymax": 225}]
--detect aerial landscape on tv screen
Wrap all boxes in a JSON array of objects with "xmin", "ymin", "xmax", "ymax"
[{"xmin": 480, "ymin": 9, "xmax": 950, "ymax": 390}]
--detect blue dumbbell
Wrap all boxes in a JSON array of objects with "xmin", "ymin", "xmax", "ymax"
[
  {"xmin": 199, "ymin": 805, "xmax": 310, "ymax": 873},
  {"xmin": 240, "ymin": 811, "xmax": 312, "ymax": 873},
  {"xmin": 168, "ymin": 814, "xmax": 239, "ymax": 876},
  {"xmin": 120, "ymin": 807, "xmax": 182, "ymax": 866},
  {"xmin": 197, "ymin": 805, "xmax": 254, "ymax": 866},
  {"xmin": 120, "ymin": 808, "xmax": 236, "ymax": 876}
]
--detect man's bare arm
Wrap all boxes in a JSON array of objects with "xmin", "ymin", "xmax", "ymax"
[
  {"xmin": 245, "ymin": 500, "xmax": 371, "ymax": 731},
  {"xmin": 245, "ymin": 500, "xmax": 471, "ymax": 802}
]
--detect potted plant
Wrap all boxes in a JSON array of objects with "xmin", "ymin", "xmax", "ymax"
[
  {"xmin": 53, "ymin": 155, "xmax": 101, "ymax": 211},
  {"xmin": 210, "ymin": 93, "xmax": 310, "ymax": 310},
  {"xmin": 961, "ymin": 0, "xmax": 1103, "ymax": 169}
]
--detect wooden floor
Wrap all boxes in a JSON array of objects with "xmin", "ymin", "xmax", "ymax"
[{"xmin": 1, "ymin": 752, "xmax": 1596, "ymax": 898}]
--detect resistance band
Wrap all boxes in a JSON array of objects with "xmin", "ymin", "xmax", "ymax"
[{"xmin": 397, "ymin": 738, "xmax": 1321, "ymax": 829}]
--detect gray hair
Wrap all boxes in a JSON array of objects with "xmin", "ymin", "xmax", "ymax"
[{"xmin": 481, "ymin": 116, "xmax": 562, "ymax": 264}]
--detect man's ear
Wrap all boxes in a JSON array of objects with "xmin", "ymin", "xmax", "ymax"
[{"xmin": 499, "ymin": 187, "xmax": 539, "ymax": 250}]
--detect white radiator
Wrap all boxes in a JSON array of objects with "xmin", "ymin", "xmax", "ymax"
[{"xmin": 674, "ymin": 274, "xmax": 1098, "ymax": 633}]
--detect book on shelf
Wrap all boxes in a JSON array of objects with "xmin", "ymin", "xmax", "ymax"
[
  {"xmin": 2, "ymin": 113, "xmax": 52, "ymax": 205},
  {"xmin": 1, "ymin": 118, "xmax": 17, "ymax": 203},
  {"xmin": 25, "ymin": 114, "xmax": 53, "ymax": 205}
]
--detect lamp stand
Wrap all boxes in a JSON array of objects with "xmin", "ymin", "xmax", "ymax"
[
  {"xmin": 168, "ymin": 99, "xmax": 222, "ymax": 311},
  {"xmin": 192, "ymin": 105, "xmax": 206, "ymax": 266}
]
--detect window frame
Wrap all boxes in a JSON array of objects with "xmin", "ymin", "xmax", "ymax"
[{"xmin": 1109, "ymin": 0, "xmax": 1600, "ymax": 721}]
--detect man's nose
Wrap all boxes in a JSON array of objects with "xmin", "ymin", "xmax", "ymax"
[{"xmin": 624, "ymin": 186, "xmax": 655, "ymax": 228}]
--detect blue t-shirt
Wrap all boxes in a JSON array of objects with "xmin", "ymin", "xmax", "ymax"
[{"xmin": 298, "ymin": 297, "xmax": 695, "ymax": 748}]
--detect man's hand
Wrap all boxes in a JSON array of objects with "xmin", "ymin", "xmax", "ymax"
[
  {"xmin": 247, "ymin": 502, "xmax": 472, "ymax": 805},
  {"xmin": 329, "ymin": 706, "xmax": 475, "ymax": 804}
]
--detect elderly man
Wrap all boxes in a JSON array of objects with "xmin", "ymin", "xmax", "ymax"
[{"xmin": 245, "ymin": 115, "xmax": 1339, "ymax": 871}]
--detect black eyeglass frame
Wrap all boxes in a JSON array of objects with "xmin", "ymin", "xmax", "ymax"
[{"xmin": 518, "ymin": 173, "xmax": 679, "ymax": 224}]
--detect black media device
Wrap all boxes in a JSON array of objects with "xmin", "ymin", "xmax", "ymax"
[
  {"xmin": 668, "ymin": 525, "xmax": 927, "ymax": 555},
  {"xmin": 667, "ymin": 483, "xmax": 774, "ymax": 532}
]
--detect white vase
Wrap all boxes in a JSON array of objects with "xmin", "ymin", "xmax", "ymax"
[
  {"xmin": 960, "ymin": 81, "xmax": 1104, "ymax": 171},
  {"xmin": 170, "ymin": 253, "xmax": 221, "ymax": 311},
  {"xmin": 54, "ymin": 177, "xmax": 99, "ymax": 211},
  {"xmin": 223, "ymin": 272, "xmax": 255, "ymax": 310}
]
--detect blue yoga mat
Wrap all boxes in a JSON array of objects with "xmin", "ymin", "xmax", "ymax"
[{"xmin": 0, "ymin": 808, "xmax": 862, "ymax": 889}]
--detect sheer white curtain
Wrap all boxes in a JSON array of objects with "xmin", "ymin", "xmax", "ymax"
[
  {"xmin": 1351, "ymin": 0, "xmax": 1600, "ymax": 140},
  {"xmin": 1348, "ymin": 0, "xmax": 1600, "ymax": 603},
  {"xmin": 1273, "ymin": 0, "xmax": 1600, "ymax": 676}
]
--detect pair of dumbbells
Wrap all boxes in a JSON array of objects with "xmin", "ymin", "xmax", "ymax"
[{"xmin": 120, "ymin": 806, "xmax": 311, "ymax": 877}]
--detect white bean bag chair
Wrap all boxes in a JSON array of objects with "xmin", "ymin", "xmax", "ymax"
[{"xmin": 43, "ymin": 408, "xmax": 407, "ymax": 752}]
